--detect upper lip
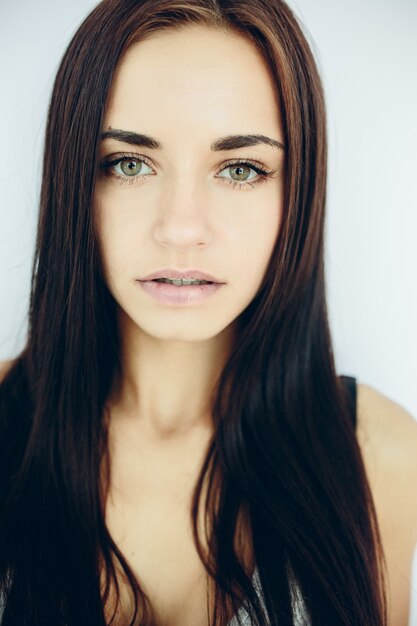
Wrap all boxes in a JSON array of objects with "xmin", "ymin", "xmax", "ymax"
[{"xmin": 139, "ymin": 269, "xmax": 224, "ymax": 283}]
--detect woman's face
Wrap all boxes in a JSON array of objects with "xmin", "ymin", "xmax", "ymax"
[{"xmin": 95, "ymin": 25, "xmax": 285, "ymax": 343}]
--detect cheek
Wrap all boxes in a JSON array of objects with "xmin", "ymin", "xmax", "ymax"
[
  {"xmin": 94, "ymin": 200, "xmax": 140, "ymax": 283},
  {"xmin": 230, "ymin": 199, "xmax": 282, "ymax": 285},
  {"xmin": 95, "ymin": 180, "xmax": 150, "ymax": 237}
]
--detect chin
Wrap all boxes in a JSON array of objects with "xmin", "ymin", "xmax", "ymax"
[{"xmin": 138, "ymin": 321, "xmax": 231, "ymax": 344}]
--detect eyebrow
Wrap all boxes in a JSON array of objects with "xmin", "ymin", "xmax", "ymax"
[{"xmin": 100, "ymin": 129, "xmax": 285, "ymax": 152}]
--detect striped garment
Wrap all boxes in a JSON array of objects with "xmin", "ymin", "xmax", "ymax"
[{"xmin": 227, "ymin": 565, "xmax": 310, "ymax": 626}]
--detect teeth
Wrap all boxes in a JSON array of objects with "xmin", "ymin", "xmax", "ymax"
[{"xmin": 154, "ymin": 278, "xmax": 211, "ymax": 286}]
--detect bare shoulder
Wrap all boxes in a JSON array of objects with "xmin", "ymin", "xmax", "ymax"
[
  {"xmin": 356, "ymin": 383, "xmax": 417, "ymax": 626},
  {"xmin": 356, "ymin": 382, "xmax": 417, "ymax": 529},
  {"xmin": 356, "ymin": 383, "xmax": 417, "ymax": 484},
  {"xmin": 0, "ymin": 359, "xmax": 15, "ymax": 384}
]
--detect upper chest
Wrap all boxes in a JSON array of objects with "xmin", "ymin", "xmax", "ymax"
[
  {"xmin": 104, "ymin": 488, "xmax": 211, "ymax": 625},
  {"xmin": 102, "ymin": 423, "xmax": 253, "ymax": 626},
  {"xmin": 103, "ymin": 385, "xmax": 417, "ymax": 626}
]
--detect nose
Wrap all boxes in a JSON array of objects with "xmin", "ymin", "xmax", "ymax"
[{"xmin": 153, "ymin": 178, "xmax": 213, "ymax": 250}]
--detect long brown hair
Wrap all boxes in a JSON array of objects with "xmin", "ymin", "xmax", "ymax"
[{"xmin": 0, "ymin": 0, "xmax": 387, "ymax": 624}]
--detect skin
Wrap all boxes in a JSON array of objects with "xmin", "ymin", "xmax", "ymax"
[
  {"xmin": 91, "ymin": 26, "xmax": 417, "ymax": 624},
  {"xmin": 1, "ymin": 24, "xmax": 417, "ymax": 626},
  {"xmin": 356, "ymin": 385, "xmax": 417, "ymax": 626},
  {"xmin": 94, "ymin": 25, "xmax": 285, "ymax": 447},
  {"xmin": 92, "ymin": 28, "xmax": 287, "ymax": 622},
  {"xmin": 0, "ymin": 368, "xmax": 416, "ymax": 625}
]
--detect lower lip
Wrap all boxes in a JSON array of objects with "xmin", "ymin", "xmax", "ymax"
[{"xmin": 137, "ymin": 280, "xmax": 224, "ymax": 305}]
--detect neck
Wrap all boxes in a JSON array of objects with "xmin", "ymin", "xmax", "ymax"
[{"xmin": 106, "ymin": 310, "xmax": 236, "ymax": 442}]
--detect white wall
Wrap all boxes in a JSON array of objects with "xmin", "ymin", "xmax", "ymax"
[{"xmin": 0, "ymin": 0, "xmax": 416, "ymax": 420}]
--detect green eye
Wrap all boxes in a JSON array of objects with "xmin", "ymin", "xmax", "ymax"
[
  {"xmin": 228, "ymin": 164, "xmax": 252, "ymax": 181},
  {"xmin": 119, "ymin": 159, "xmax": 143, "ymax": 176},
  {"xmin": 101, "ymin": 155, "xmax": 274, "ymax": 189},
  {"xmin": 101, "ymin": 156, "xmax": 154, "ymax": 179}
]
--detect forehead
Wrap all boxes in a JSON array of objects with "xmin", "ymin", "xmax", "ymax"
[{"xmin": 104, "ymin": 25, "xmax": 282, "ymax": 141}]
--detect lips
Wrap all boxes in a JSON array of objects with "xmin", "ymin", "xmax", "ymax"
[{"xmin": 139, "ymin": 268, "xmax": 224, "ymax": 283}]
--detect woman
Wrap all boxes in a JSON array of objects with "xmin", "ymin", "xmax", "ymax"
[{"xmin": 0, "ymin": 0, "xmax": 416, "ymax": 624}]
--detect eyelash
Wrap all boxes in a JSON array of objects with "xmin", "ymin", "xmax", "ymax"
[{"xmin": 100, "ymin": 153, "xmax": 276, "ymax": 190}]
